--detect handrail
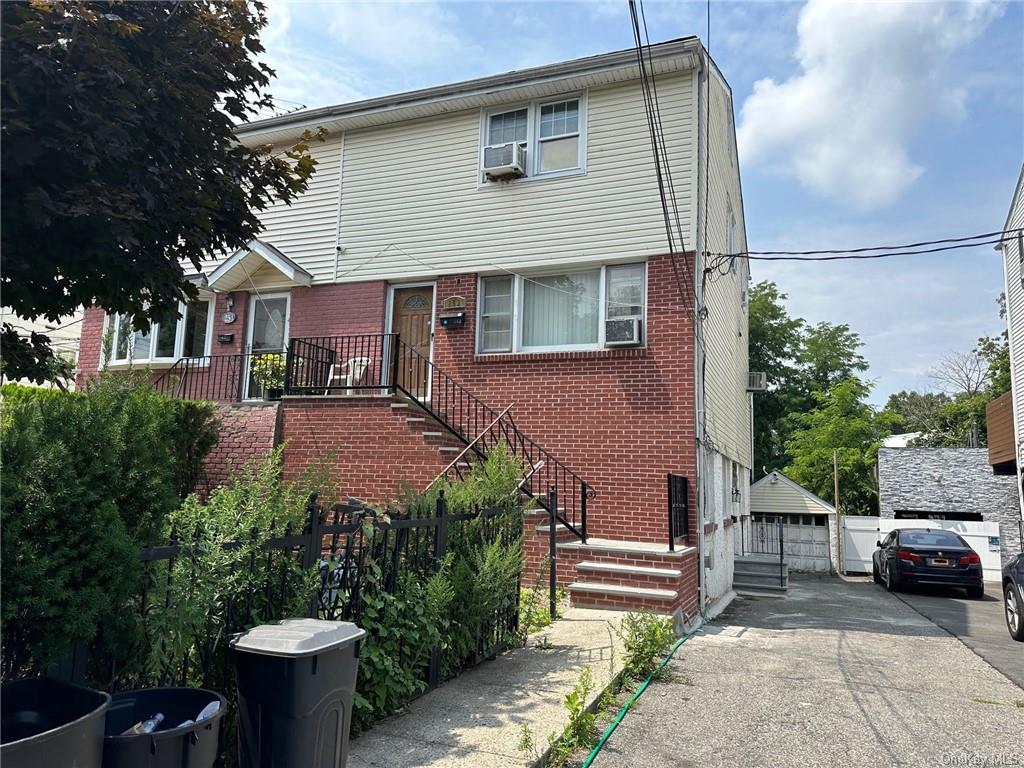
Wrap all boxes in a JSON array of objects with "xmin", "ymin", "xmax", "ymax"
[
  {"xmin": 425, "ymin": 403, "xmax": 515, "ymax": 491},
  {"xmin": 391, "ymin": 337, "xmax": 590, "ymax": 542}
]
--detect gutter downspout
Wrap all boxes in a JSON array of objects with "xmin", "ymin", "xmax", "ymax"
[
  {"xmin": 694, "ymin": 52, "xmax": 708, "ymax": 614},
  {"xmin": 998, "ymin": 237, "xmax": 1024, "ymax": 551}
]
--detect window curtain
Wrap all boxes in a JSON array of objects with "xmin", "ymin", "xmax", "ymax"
[{"xmin": 522, "ymin": 270, "xmax": 599, "ymax": 347}]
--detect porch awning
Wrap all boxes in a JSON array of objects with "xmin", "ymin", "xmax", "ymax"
[{"xmin": 206, "ymin": 239, "xmax": 313, "ymax": 292}]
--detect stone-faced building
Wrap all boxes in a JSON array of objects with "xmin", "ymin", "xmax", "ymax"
[{"xmin": 877, "ymin": 447, "xmax": 1021, "ymax": 565}]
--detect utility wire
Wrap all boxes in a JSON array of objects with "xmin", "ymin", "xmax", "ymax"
[
  {"xmin": 708, "ymin": 227, "xmax": 1022, "ymax": 259},
  {"xmin": 735, "ymin": 236, "xmax": 1009, "ymax": 262}
]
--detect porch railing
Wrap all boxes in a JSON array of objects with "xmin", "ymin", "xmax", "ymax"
[{"xmin": 153, "ymin": 350, "xmax": 286, "ymax": 402}]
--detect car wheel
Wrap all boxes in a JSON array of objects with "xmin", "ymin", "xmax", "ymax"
[
  {"xmin": 966, "ymin": 584, "xmax": 984, "ymax": 600},
  {"xmin": 884, "ymin": 562, "xmax": 898, "ymax": 592},
  {"xmin": 872, "ymin": 561, "xmax": 881, "ymax": 584},
  {"xmin": 1006, "ymin": 583, "xmax": 1024, "ymax": 642}
]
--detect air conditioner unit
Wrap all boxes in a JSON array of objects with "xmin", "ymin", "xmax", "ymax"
[
  {"xmin": 605, "ymin": 318, "xmax": 643, "ymax": 347},
  {"xmin": 482, "ymin": 142, "xmax": 526, "ymax": 180},
  {"xmin": 747, "ymin": 371, "xmax": 767, "ymax": 392}
]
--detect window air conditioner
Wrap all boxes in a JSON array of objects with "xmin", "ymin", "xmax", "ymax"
[
  {"xmin": 483, "ymin": 143, "xmax": 526, "ymax": 181},
  {"xmin": 605, "ymin": 318, "xmax": 642, "ymax": 347},
  {"xmin": 747, "ymin": 371, "xmax": 768, "ymax": 392}
]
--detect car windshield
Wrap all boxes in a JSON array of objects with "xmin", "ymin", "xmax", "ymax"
[{"xmin": 899, "ymin": 531, "xmax": 966, "ymax": 548}]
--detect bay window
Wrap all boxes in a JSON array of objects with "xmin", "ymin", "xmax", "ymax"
[
  {"xmin": 108, "ymin": 298, "xmax": 213, "ymax": 364},
  {"xmin": 477, "ymin": 263, "xmax": 645, "ymax": 354}
]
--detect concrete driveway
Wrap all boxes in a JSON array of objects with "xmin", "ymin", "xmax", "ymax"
[
  {"xmin": 591, "ymin": 575, "xmax": 1024, "ymax": 768},
  {"xmin": 893, "ymin": 581, "xmax": 1023, "ymax": 689}
]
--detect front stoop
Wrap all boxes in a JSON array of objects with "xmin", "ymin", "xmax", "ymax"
[
  {"xmin": 389, "ymin": 396, "xmax": 468, "ymax": 465},
  {"xmin": 560, "ymin": 541, "xmax": 698, "ymax": 614}
]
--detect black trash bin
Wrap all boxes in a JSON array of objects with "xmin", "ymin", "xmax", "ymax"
[
  {"xmin": 102, "ymin": 687, "xmax": 226, "ymax": 768},
  {"xmin": 231, "ymin": 618, "xmax": 366, "ymax": 768},
  {"xmin": 1, "ymin": 677, "xmax": 110, "ymax": 768}
]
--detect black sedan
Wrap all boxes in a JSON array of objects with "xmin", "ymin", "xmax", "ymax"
[
  {"xmin": 872, "ymin": 528, "xmax": 984, "ymax": 599},
  {"xmin": 1004, "ymin": 552, "xmax": 1024, "ymax": 642}
]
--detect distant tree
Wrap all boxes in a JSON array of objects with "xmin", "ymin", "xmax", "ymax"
[
  {"xmin": 1, "ymin": 0, "xmax": 323, "ymax": 384},
  {"xmin": 882, "ymin": 390, "xmax": 952, "ymax": 435},
  {"xmin": 784, "ymin": 378, "xmax": 894, "ymax": 516},
  {"xmin": 929, "ymin": 351, "xmax": 990, "ymax": 397}
]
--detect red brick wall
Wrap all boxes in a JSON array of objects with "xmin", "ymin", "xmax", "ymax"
[
  {"xmin": 200, "ymin": 402, "xmax": 281, "ymax": 494},
  {"xmin": 75, "ymin": 306, "xmax": 106, "ymax": 389},
  {"xmin": 288, "ymin": 282, "xmax": 387, "ymax": 337},
  {"xmin": 279, "ymin": 397, "xmax": 451, "ymax": 505},
  {"xmin": 430, "ymin": 254, "xmax": 698, "ymax": 543}
]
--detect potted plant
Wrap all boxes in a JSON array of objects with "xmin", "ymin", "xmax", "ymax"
[{"xmin": 250, "ymin": 353, "xmax": 286, "ymax": 400}]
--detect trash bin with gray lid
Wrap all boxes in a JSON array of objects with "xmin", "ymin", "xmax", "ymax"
[{"xmin": 231, "ymin": 618, "xmax": 366, "ymax": 768}]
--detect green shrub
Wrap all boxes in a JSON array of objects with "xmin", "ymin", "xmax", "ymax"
[
  {"xmin": 616, "ymin": 611, "xmax": 675, "ymax": 683},
  {"xmin": 0, "ymin": 375, "xmax": 220, "ymax": 679}
]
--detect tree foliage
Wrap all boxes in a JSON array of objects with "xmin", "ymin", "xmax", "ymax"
[
  {"xmin": 784, "ymin": 379, "xmax": 894, "ymax": 515},
  {"xmin": 1, "ymin": 0, "xmax": 323, "ymax": 382}
]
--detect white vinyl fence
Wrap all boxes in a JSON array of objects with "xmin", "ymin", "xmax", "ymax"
[{"xmin": 841, "ymin": 517, "xmax": 1003, "ymax": 582}]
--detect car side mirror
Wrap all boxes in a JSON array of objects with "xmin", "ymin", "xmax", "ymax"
[{"xmin": 876, "ymin": 540, "xmax": 882, "ymax": 548}]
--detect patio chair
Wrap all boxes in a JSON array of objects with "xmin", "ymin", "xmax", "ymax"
[{"xmin": 325, "ymin": 356, "xmax": 372, "ymax": 395}]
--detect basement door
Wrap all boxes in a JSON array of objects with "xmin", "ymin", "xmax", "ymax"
[{"xmin": 390, "ymin": 285, "xmax": 434, "ymax": 399}]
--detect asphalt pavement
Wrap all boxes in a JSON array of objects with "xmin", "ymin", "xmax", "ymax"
[
  {"xmin": 893, "ymin": 581, "xmax": 1023, "ymax": 689},
  {"xmin": 590, "ymin": 574, "xmax": 1024, "ymax": 768}
]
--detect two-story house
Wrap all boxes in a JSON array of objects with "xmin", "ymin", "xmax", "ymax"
[{"xmin": 76, "ymin": 38, "xmax": 751, "ymax": 627}]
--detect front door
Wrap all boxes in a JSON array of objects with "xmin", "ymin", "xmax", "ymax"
[
  {"xmin": 245, "ymin": 294, "xmax": 289, "ymax": 399},
  {"xmin": 391, "ymin": 286, "xmax": 433, "ymax": 398}
]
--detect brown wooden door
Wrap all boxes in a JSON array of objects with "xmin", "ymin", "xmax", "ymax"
[{"xmin": 391, "ymin": 286, "xmax": 433, "ymax": 398}]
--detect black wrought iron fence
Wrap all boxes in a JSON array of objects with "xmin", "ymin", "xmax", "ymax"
[
  {"xmin": 153, "ymin": 353, "xmax": 250, "ymax": 402},
  {"xmin": 285, "ymin": 335, "xmax": 392, "ymax": 395},
  {"xmin": 128, "ymin": 493, "xmax": 521, "ymax": 695}
]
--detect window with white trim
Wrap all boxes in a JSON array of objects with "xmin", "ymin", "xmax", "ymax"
[
  {"xmin": 108, "ymin": 298, "xmax": 214, "ymax": 364},
  {"xmin": 477, "ymin": 263, "xmax": 645, "ymax": 354},
  {"xmin": 481, "ymin": 94, "xmax": 586, "ymax": 180}
]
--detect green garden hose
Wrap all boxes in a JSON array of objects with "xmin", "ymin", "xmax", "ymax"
[{"xmin": 579, "ymin": 623, "xmax": 701, "ymax": 768}]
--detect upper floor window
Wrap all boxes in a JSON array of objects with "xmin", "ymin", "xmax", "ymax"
[
  {"xmin": 477, "ymin": 263, "xmax": 645, "ymax": 354},
  {"xmin": 108, "ymin": 298, "xmax": 213, "ymax": 365},
  {"xmin": 481, "ymin": 94, "xmax": 586, "ymax": 181}
]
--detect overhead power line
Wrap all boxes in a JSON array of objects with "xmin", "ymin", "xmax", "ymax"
[{"xmin": 707, "ymin": 228, "xmax": 1022, "ymax": 262}]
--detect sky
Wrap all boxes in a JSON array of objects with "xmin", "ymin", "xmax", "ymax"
[{"xmin": 258, "ymin": 0, "xmax": 1024, "ymax": 405}]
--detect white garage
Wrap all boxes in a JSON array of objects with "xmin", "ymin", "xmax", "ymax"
[{"xmin": 748, "ymin": 472, "xmax": 837, "ymax": 573}]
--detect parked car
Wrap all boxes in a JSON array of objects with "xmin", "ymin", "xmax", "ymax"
[
  {"xmin": 872, "ymin": 528, "xmax": 984, "ymax": 599},
  {"xmin": 1003, "ymin": 552, "xmax": 1024, "ymax": 642}
]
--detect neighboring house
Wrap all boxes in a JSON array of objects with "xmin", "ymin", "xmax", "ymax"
[
  {"xmin": 748, "ymin": 471, "xmax": 837, "ymax": 573},
  {"xmin": 1, "ymin": 308, "xmax": 83, "ymax": 388},
  {"xmin": 877, "ymin": 447, "xmax": 1021, "ymax": 564},
  {"xmin": 882, "ymin": 432, "xmax": 922, "ymax": 448},
  {"xmin": 992, "ymin": 163, "xmax": 1024, "ymax": 554},
  {"xmin": 74, "ymin": 39, "xmax": 752, "ymax": 626}
]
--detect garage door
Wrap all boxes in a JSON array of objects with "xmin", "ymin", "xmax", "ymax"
[{"xmin": 751, "ymin": 514, "xmax": 831, "ymax": 572}]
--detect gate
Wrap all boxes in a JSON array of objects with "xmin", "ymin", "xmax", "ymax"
[{"xmin": 749, "ymin": 515, "xmax": 786, "ymax": 587}]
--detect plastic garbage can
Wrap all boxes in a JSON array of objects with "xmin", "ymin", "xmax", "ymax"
[
  {"xmin": 231, "ymin": 618, "xmax": 366, "ymax": 768},
  {"xmin": 102, "ymin": 687, "xmax": 226, "ymax": 768},
  {"xmin": 1, "ymin": 677, "xmax": 110, "ymax": 768}
]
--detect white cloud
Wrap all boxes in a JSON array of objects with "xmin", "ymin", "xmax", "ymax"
[{"xmin": 737, "ymin": 0, "xmax": 1001, "ymax": 209}]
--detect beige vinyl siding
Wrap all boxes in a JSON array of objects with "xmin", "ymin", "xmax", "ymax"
[
  {"xmin": 1003, "ymin": 170, "xmax": 1024, "ymax": 453},
  {"xmin": 699, "ymin": 68, "xmax": 751, "ymax": 468},
  {"xmin": 751, "ymin": 480, "xmax": 832, "ymax": 516},
  {"xmin": 336, "ymin": 75, "xmax": 696, "ymax": 281},
  {"xmin": 186, "ymin": 135, "xmax": 343, "ymax": 283}
]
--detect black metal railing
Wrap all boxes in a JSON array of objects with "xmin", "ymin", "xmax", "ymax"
[
  {"xmin": 284, "ymin": 335, "xmax": 392, "ymax": 395},
  {"xmin": 389, "ymin": 337, "xmax": 590, "ymax": 542},
  {"xmin": 667, "ymin": 474, "xmax": 690, "ymax": 550},
  {"xmin": 153, "ymin": 350, "xmax": 289, "ymax": 402}
]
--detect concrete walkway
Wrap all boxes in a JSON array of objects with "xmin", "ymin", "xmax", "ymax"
[
  {"xmin": 591, "ymin": 575, "xmax": 1024, "ymax": 768},
  {"xmin": 349, "ymin": 607, "xmax": 626, "ymax": 768}
]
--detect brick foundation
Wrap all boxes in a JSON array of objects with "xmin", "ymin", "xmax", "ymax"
[{"xmin": 200, "ymin": 402, "xmax": 281, "ymax": 494}]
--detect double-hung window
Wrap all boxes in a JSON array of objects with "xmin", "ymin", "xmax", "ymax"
[
  {"xmin": 108, "ymin": 298, "xmax": 213, "ymax": 364},
  {"xmin": 482, "ymin": 94, "xmax": 586, "ymax": 180},
  {"xmin": 478, "ymin": 263, "xmax": 645, "ymax": 354}
]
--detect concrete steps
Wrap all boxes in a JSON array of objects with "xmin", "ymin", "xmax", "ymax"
[
  {"xmin": 734, "ymin": 555, "xmax": 788, "ymax": 595},
  {"xmin": 562, "ymin": 541, "xmax": 696, "ymax": 613}
]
